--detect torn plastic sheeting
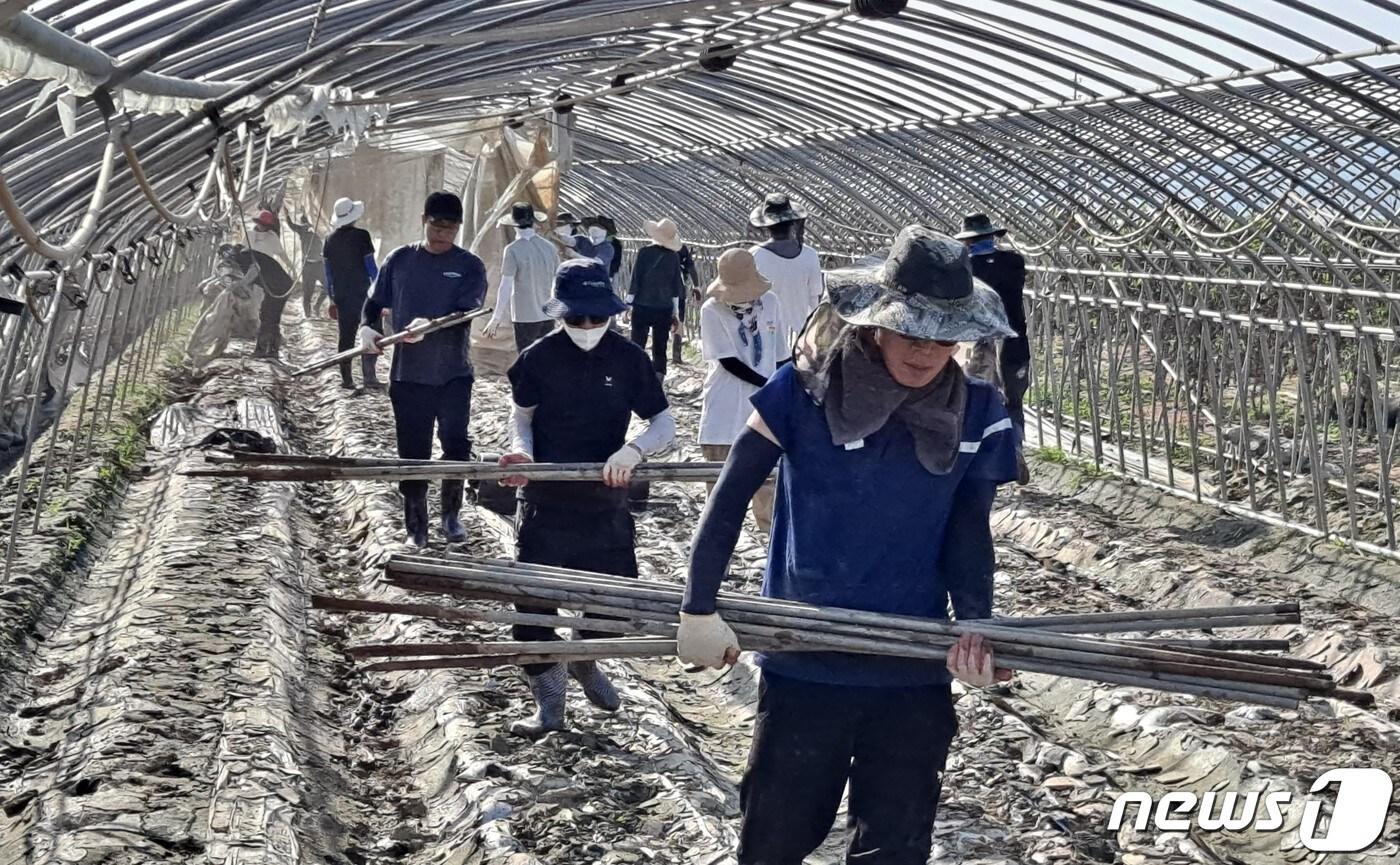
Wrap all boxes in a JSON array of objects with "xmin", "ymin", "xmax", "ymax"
[
  {"xmin": 263, "ymin": 84, "xmax": 389, "ymax": 143},
  {"xmin": 0, "ymin": 37, "xmax": 216, "ymax": 117}
]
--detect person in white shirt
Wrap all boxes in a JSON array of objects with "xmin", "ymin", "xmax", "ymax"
[
  {"xmin": 748, "ymin": 193, "xmax": 823, "ymax": 354},
  {"xmin": 699, "ymin": 248, "xmax": 788, "ymax": 533},
  {"xmin": 486, "ymin": 201, "xmax": 560, "ymax": 353}
]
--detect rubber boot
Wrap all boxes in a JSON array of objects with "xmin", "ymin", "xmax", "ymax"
[
  {"xmin": 1015, "ymin": 448, "xmax": 1030, "ymax": 487},
  {"xmin": 339, "ymin": 361, "xmax": 355, "ymax": 390},
  {"xmin": 671, "ymin": 332, "xmax": 683, "ymax": 366},
  {"xmin": 441, "ymin": 480, "xmax": 468, "ymax": 543},
  {"xmin": 403, "ymin": 488, "xmax": 429, "ymax": 548},
  {"xmin": 510, "ymin": 663, "xmax": 567, "ymax": 738},
  {"xmin": 568, "ymin": 660, "xmax": 621, "ymax": 711},
  {"xmin": 362, "ymin": 356, "xmax": 384, "ymax": 390}
]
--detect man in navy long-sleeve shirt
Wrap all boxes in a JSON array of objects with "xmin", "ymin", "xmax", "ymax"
[{"xmin": 361, "ymin": 191, "xmax": 487, "ymax": 547}]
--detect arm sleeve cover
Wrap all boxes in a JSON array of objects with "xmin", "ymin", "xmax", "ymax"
[
  {"xmin": 323, "ymin": 262, "xmax": 335, "ymax": 300},
  {"xmin": 683, "ymin": 426, "xmax": 782, "ymax": 614},
  {"xmin": 511, "ymin": 403, "xmax": 536, "ymax": 457},
  {"xmin": 939, "ymin": 478, "xmax": 998, "ymax": 620},
  {"xmin": 629, "ymin": 408, "xmax": 675, "ymax": 456},
  {"xmin": 718, "ymin": 356, "xmax": 767, "ymax": 388},
  {"xmin": 363, "ymin": 254, "xmax": 378, "ymax": 281}
]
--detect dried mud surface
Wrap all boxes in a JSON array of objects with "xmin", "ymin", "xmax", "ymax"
[{"xmin": 1, "ymin": 309, "xmax": 1398, "ymax": 865}]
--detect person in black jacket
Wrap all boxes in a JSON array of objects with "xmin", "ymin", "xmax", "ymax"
[
  {"xmin": 628, "ymin": 218, "xmax": 684, "ymax": 380},
  {"xmin": 957, "ymin": 213, "xmax": 1031, "ymax": 485},
  {"xmin": 322, "ymin": 196, "xmax": 382, "ymax": 389}
]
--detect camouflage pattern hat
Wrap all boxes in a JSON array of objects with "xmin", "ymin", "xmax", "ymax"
[{"xmin": 825, "ymin": 224, "xmax": 1014, "ymax": 342}]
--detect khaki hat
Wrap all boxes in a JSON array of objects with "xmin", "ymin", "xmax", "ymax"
[
  {"xmin": 706, "ymin": 249, "xmax": 771, "ymax": 306},
  {"xmin": 643, "ymin": 218, "xmax": 683, "ymax": 252}
]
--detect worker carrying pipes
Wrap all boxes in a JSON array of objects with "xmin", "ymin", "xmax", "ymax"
[
  {"xmin": 484, "ymin": 202, "xmax": 559, "ymax": 354},
  {"xmin": 360, "ymin": 192, "xmax": 487, "ymax": 547},
  {"xmin": 957, "ymin": 213, "xmax": 1032, "ymax": 485},
  {"xmin": 247, "ymin": 209, "xmax": 296, "ymax": 361},
  {"xmin": 749, "ymin": 193, "xmax": 824, "ymax": 355},
  {"xmin": 322, "ymin": 196, "xmax": 383, "ymax": 389},
  {"xmin": 678, "ymin": 226, "xmax": 1020, "ymax": 865},
  {"xmin": 496, "ymin": 258, "xmax": 675, "ymax": 738}
]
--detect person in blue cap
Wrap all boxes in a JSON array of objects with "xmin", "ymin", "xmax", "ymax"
[
  {"xmin": 360, "ymin": 191, "xmax": 487, "ymax": 547},
  {"xmin": 495, "ymin": 257, "xmax": 675, "ymax": 737},
  {"xmin": 678, "ymin": 225, "xmax": 1021, "ymax": 864}
]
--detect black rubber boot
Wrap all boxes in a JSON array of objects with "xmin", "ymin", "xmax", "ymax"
[
  {"xmin": 441, "ymin": 480, "xmax": 468, "ymax": 543},
  {"xmin": 403, "ymin": 488, "xmax": 429, "ymax": 548},
  {"xmin": 568, "ymin": 660, "xmax": 621, "ymax": 711},
  {"xmin": 339, "ymin": 362, "xmax": 355, "ymax": 390},
  {"xmin": 510, "ymin": 663, "xmax": 568, "ymax": 738}
]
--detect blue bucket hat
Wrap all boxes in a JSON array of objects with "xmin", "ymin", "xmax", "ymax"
[{"xmin": 544, "ymin": 259, "xmax": 628, "ymax": 318}]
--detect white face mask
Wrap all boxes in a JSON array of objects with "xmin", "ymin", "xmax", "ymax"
[
  {"xmin": 564, "ymin": 323, "xmax": 607, "ymax": 351},
  {"xmin": 588, "ymin": 226, "xmax": 607, "ymax": 243},
  {"xmin": 554, "ymin": 226, "xmax": 573, "ymax": 238}
]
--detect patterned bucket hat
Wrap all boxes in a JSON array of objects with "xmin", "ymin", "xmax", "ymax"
[{"xmin": 825, "ymin": 224, "xmax": 1014, "ymax": 342}]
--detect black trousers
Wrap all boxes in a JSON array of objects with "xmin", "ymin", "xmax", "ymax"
[
  {"xmin": 388, "ymin": 377, "xmax": 473, "ymax": 498},
  {"xmin": 1001, "ymin": 355, "xmax": 1029, "ymax": 440},
  {"xmin": 630, "ymin": 305, "xmax": 672, "ymax": 377},
  {"xmin": 512, "ymin": 502, "xmax": 637, "ymax": 674},
  {"xmin": 513, "ymin": 320, "xmax": 555, "ymax": 355},
  {"xmin": 255, "ymin": 291, "xmax": 290, "ymax": 358},
  {"xmin": 336, "ymin": 296, "xmax": 376, "ymax": 381},
  {"xmin": 738, "ymin": 673, "xmax": 958, "ymax": 865}
]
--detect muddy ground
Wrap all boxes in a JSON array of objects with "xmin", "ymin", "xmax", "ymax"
[{"xmin": 1, "ymin": 308, "xmax": 1398, "ymax": 865}]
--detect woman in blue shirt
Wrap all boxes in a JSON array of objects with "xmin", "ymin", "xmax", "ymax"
[{"xmin": 679, "ymin": 225, "xmax": 1020, "ymax": 865}]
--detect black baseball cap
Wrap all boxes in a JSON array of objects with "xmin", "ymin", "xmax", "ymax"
[{"xmin": 424, "ymin": 191, "xmax": 463, "ymax": 223}]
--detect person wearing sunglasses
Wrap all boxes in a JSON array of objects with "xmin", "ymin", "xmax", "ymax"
[
  {"xmin": 679, "ymin": 226, "xmax": 1020, "ymax": 865},
  {"xmin": 495, "ymin": 258, "xmax": 675, "ymax": 737}
]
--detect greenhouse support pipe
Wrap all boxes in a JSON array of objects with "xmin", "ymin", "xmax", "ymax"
[
  {"xmin": 0, "ymin": 13, "xmax": 233, "ymax": 101},
  {"xmin": 0, "ymin": 130, "xmax": 117, "ymax": 262},
  {"xmin": 30, "ymin": 259, "xmax": 95, "ymax": 532},
  {"xmin": 62, "ymin": 261, "xmax": 120, "ymax": 489},
  {"xmin": 120, "ymin": 131, "xmax": 224, "ymax": 226},
  {"xmin": 103, "ymin": 0, "xmax": 272, "ymax": 92},
  {"xmin": 3, "ymin": 268, "xmax": 67, "ymax": 582}
]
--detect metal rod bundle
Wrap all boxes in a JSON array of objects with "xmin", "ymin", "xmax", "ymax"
[
  {"xmin": 288, "ymin": 307, "xmax": 493, "ymax": 377},
  {"xmin": 315, "ymin": 554, "xmax": 1369, "ymax": 710},
  {"xmin": 183, "ymin": 458, "xmax": 729, "ymax": 483}
]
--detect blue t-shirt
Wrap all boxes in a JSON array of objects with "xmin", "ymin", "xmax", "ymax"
[
  {"xmin": 367, "ymin": 244, "xmax": 487, "ymax": 386},
  {"xmin": 749, "ymin": 364, "xmax": 1019, "ymax": 686}
]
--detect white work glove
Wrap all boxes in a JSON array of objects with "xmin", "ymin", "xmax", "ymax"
[
  {"xmin": 358, "ymin": 325, "xmax": 382, "ymax": 354},
  {"xmin": 946, "ymin": 633, "xmax": 1012, "ymax": 688},
  {"xmin": 602, "ymin": 443, "xmax": 642, "ymax": 487},
  {"xmin": 403, "ymin": 316, "xmax": 431, "ymax": 343},
  {"xmin": 677, "ymin": 612, "xmax": 741, "ymax": 668}
]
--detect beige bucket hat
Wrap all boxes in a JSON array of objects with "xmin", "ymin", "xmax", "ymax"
[
  {"xmin": 643, "ymin": 218, "xmax": 684, "ymax": 252},
  {"xmin": 706, "ymin": 248, "xmax": 772, "ymax": 305}
]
